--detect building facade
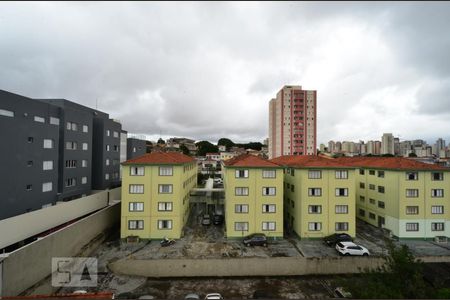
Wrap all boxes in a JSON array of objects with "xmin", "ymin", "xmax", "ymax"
[
  {"xmin": 381, "ymin": 133, "xmax": 394, "ymax": 155},
  {"xmin": 127, "ymin": 138, "xmax": 147, "ymax": 160},
  {"xmin": 268, "ymin": 85, "xmax": 317, "ymax": 159},
  {"xmin": 120, "ymin": 152, "xmax": 197, "ymax": 239},
  {"xmin": 223, "ymin": 154, "xmax": 284, "ymax": 238},
  {"xmin": 271, "ymin": 156, "xmax": 356, "ymax": 238},
  {"xmin": 0, "ymin": 90, "xmax": 123, "ymax": 220}
]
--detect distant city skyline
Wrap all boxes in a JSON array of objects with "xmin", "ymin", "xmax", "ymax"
[{"xmin": 2, "ymin": 2, "xmax": 450, "ymax": 144}]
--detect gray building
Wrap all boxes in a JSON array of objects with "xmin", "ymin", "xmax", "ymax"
[
  {"xmin": 127, "ymin": 138, "xmax": 147, "ymax": 159},
  {"xmin": 0, "ymin": 90, "xmax": 123, "ymax": 220}
]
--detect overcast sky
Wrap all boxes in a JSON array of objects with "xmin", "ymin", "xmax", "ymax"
[{"xmin": 2, "ymin": 2, "xmax": 450, "ymax": 145}]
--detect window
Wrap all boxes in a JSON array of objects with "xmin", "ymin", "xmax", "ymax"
[
  {"xmin": 431, "ymin": 206, "xmax": 444, "ymax": 214},
  {"xmin": 106, "ymin": 130, "xmax": 110, "ymax": 136},
  {"xmin": 113, "ymin": 131, "xmax": 119, "ymax": 138},
  {"xmin": 66, "ymin": 122, "xmax": 77, "ymax": 131},
  {"xmin": 82, "ymin": 160, "xmax": 87, "ymax": 167},
  {"xmin": 105, "ymin": 173, "xmax": 109, "ymax": 180},
  {"xmin": 159, "ymin": 184, "xmax": 173, "ymax": 194},
  {"xmin": 335, "ymin": 222, "xmax": 349, "ymax": 231},
  {"xmin": 43, "ymin": 161, "xmax": 53, "ymax": 170},
  {"xmin": 290, "ymin": 168, "xmax": 295, "ymax": 176},
  {"xmin": 158, "ymin": 202, "xmax": 173, "ymax": 211},
  {"xmin": 50, "ymin": 117, "xmax": 60, "ymax": 125},
  {"xmin": 34, "ymin": 116, "xmax": 45, "ymax": 123},
  {"xmin": 235, "ymin": 187, "xmax": 249, "ymax": 196},
  {"xmin": 308, "ymin": 170, "xmax": 321, "ymax": 179},
  {"xmin": 128, "ymin": 220, "xmax": 144, "ymax": 230},
  {"xmin": 378, "ymin": 186, "xmax": 385, "ymax": 193},
  {"xmin": 378, "ymin": 201, "xmax": 385, "ymax": 209},
  {"xmin": 81, "ymin": 177, "xmax": 87, "ymax": 184},
  {"xmin": 335, "ymin": 170, "xmax": 348, "ymax": 179},
  {"xmin": 235, "ymin": 169, "xmax": 249, "ymax": 178},
  {"xmin": 406, "ymin": 189, "xmax": 419, "ymax": 197},
  {"xmin": 291, "ymin": 185, "xmax": 295, "ymax": 192},
  {"xmin": 235, "ymin": 204, "xmax": 249, "ymax": 213},
  {"xmin": 360, "ymin": 182, "xmax": 365, "ymax": 189},
  {"xmin": 431, "ymin": 223, "xmax": 445, "ymax": 231},
  {"xmin": 66, "ymin": 141, "xmax": 77, "ymax": 150},
  {"xmin": 308, "ymin": 222, "xmax": 322, "ymax": 231},
  {"xmin": 0, "ymin": 109, "xmax": 14, "ymax": 117},
  {"xmin": 359, "ymin": 169, "xmax": 365, "ymax": 175},
  {"xmin": 406, "ymin": 223, "xmax": 419, "ymax": 231},
  {"xmin": 369, "ymin": 212, "xmax": 376, "ymax": 219},
  {"xmin": 235, "ymin": 222, "xmax": 249, "ymax": 231},
  {"xmin": 28, "ymin": 137, "xmax": 34, "ymax": 143},
  {"xmin": 133, "ymin": 147, "xmax": 136, "ymax": 153},
  {"xmin": 360, "ymin": 196, "xmax": 365, "ymax": 202},
  {"xmin": 82, "ymin": 143, "xmax": 88, "ymax": 150},
  {"xmin": 369, "ymin": 184, "xmax": 375, "ymax": 190},
  {"xmin": 370, "ymin": 198, "xmax": 375, "ymax": 204},
  {"xmin": 359, "ymin": 209, "xmax": 365, "ymax": 217},
  {"xmin": 113, "ymin": 145, "xmax": 119, "ymax": 152},
  {"xmin": 262, "ymin": 187, "xmax": 276, "ymax": 196},
  {"xmin": 432, "ymin": 172, "xmax": 444, "ymax": 181},
  {"xmin": 308, "ymin": 205, "xmax": 322, "ymax": 214},
  {"xmin": 406, "ymin": 172, "xmax": 418, "ymax": 180},
  {"xmin": 106, "ymin": 145, "xmax": 110, "ymax": 151},
  {"xmin": 335, "ymin": 205, "xmax": 348, "ymax": 214},
  {"xmin": 158, "ymin": 220, "xmax": 173, "ymax": 229},
  {"xmin": 369, "ymin": 170, "xmax": 375, "ymax": 175},
  {"xmin": 66, "ymin": 178, "xmax": 76, "ymax": 187},
  {"xmin": 129, "ymin": 184, "xmax": 144, "ymax": 194},
  {"xmin": 432, "ymin": 189, "xmax": 444, "ymax": 197},
  {"xmin": 308, "ymin": 188, "xmax": 322, "ymax": 196},
  {"xmin": 159, "ymin": 167, "xmax": 173, "ymax": 176},
  {"xmin": 129, "ymin": 202, "xmax": 144, "ymax": 212},
  {"xmin": 130, "ymin": 166, "xmax": 145, "ymax": 176},
  {"xmin": 42, "ymin": 182, "xmax": 52, "ymax": 192},
  {"xmin": 26, "ymin": 184, "xmax": 32, "ymax": 191},
  {"xmin": 262, "ymin": 170, "xmax": 276, "ymax": 178},
  {"xmin": 43, "ymin": 139, "xmax": 54, "ymax": 149},
  {"xmin": 262, "ymin": 222, "xmax": 276, "ymax": 231},
  {"xmin": 106, "ymin": 159, "xmax": 110, "ymax": 166},
  {"xmin": 335, "ymin": 188, "xmax": 348, "ymax": 197},
  {"xmin": 27, "ymin": 160, "xmax": 33, "ymax": 167},
  {"xmin": 82, "ymin": 125, "xmax": 88, "ymax": 133},
  {"xmin": 406, "ymin": 206, "xmax": 419, "ymax": 215},
  {"xmin": 262, "ymin": 204, "xmax": 276, "ymax": 213},
  {"xmin": 378, "ymin": 171, "xmax": 385, "ymax": 178}
]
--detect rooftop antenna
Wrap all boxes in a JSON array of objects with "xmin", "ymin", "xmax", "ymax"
[{"xmin": 96, "ymin": 98, "xmax": 98, "ymax": 110}]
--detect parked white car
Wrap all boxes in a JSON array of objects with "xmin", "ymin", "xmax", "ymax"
[
  {"xmin": 204, "ymin": 293, "xmax": 223, "ymax": 300},
  {"xmin": 336, "ymin": 241, "xmax": 370, "ymax": 256}
]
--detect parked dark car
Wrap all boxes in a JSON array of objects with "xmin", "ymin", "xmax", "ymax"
[
  {"xmin": 323, "ymin": 233, "xmax": 353, "ymax": 247},
  {"xmin": 201, "ymin": 214, "xmax": 211, "ymax": 226},
  {"xmin": 243, "ymin": 233, "xmax": 268, "ymax": 247},
  {"xmin": 213, "ymin": 214, "xmax": 224, "ymax": 225}
]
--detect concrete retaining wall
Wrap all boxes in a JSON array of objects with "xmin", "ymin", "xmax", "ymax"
[
  {"xmin": 0, "ymin": 202, "xmax": 120, "ymax": 297},
  {"xmin": 0, "ymin": 188, "xmax": 120, "ymax": 249}
]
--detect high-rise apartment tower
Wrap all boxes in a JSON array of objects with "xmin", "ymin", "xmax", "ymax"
[{"xmin": 268, "ymin": 85, "xmax": 317, "ymax": 159}]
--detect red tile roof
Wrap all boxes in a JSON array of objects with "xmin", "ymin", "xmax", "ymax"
[
  {"xmin": 270, "ymin": 155, "xmax": 448, "ymax": 171},
  {"xmin": 224, "ymin": 154, "xmax": 281, "ymax": 168},
  {"xmin": 122, "ymin": 152, "xmax": 195, "ymax": 165},
  {"xmin": 270, "ymin": 155, "xmax": 351, "ymax": 168}
]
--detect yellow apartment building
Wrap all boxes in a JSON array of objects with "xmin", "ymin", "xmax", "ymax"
[
  {"xmin": 120, "ymin": 152, "xmax": 197, "ymax": 240},
  {"xmin": 223, "ymin": 154, "xmax": 284, "ymax": 238},
  {"xmin": 271, "ymin": 156, "xmax": 356, "ymax": 238},
  {"xmin": 338, "ymin": 157, "xmax": 450, "ymax": 239}
]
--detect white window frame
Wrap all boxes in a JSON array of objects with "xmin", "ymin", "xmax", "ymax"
[
  {"xmin": 43, "ymin": 139, "xmax": 54, "ymax": 149},
  {"xmin": 235, "ymin": 169, "xmax": 249, "ymax": 178},
  {"xmin": 0, "ymin": 109, "xmax": 14, "ymax": 117},
  {"xmin": 158, "ymin": 220, "xmax": 173, "ymax": 230},
  {"xmin": 335, "ymin": 222, "xmax": 349, "ymax": 231},
  {"xmin": 234, "ymin": 222, "xmax": 249, "ymax": 231},
  {"xmin": 235, "ymin": 204, "xmax": 249, "ymax": 213},
  {"xmin": 262, "ymin": 222, "xmax": 276, "ymax": 231},
  {"xmin": 34, "ymin": 116, "xmax": 45, "ymax": 123},
  {"xmin": 262, "ymin": 170, "xmax": 276, "ymax": 178},
  {"xmin": 262, "ymin": 204, "xmax": 276, "ymax": 213},
  {"xmin": 431, "ymin": 172, "xmax": 444, "ymax": 181},
  {"xmin": 128, "ymin": 220, "xmax": 144, "ymax": 230},
  {"xmin": 66, "ymin": 178, "xmax": 76, "ymax": 187},
  {"xmin": 431, "ymin": 206, "xmax": 444, "ymax": 214},
  {"xmin": 308, "ymin": 205, "xmax": 322, "ymax": 214},
  {"xmin": 82, "ymin": 143, "xmax": 88, "ymax": 150},
  {"xmin": 431, "ymin": 189, "xmax": 444, "ymax": 198},
  {"xmin": 406, "ymin": 206, "xmax": 419, "ymax": 215},
  {"xmin": 335, "ymin": 170, "xmax": 348, "ymax": 179},
  {"xmin": 42, "ymin": 182, "xmax": 52, "ymax": 192},
  {"xmin": 406, "ymin": 223, "xmax": 419, "ymax": 231},
  {"xmin": 262, "ymin": 187, "xmax": 276, "ymax": 196},
  {"xmin": 158, "ymin": 202, "xmax": 173, "ymax": 211},
  {"xmin": 335, "ymin": 188, "xmax": 348, "ymax": 197},
  {"xmin": 308, "ymin": 170, "xmax": 322, "ymax": 179},
  {"xmin": 406, "ymin": 189, "xmax": 419, "ymax": 198},
  {"xmin": 158, "ymin": 184, "xmax": 173, "ymax": 194},
  {"xmin": 335, "ymin": 205, "xmax": 348, "ymax": 214},
  {"xmin": 43, "ymin": 160, "xmax": 53, "ymax": 170},
  {"xmin": 308, "ymin": 188, "xmax": 322, "ymax": 196},
  {"xmin": 50, "ymin": 117, "xmax": 60, "ymax": 125},
  {"xmin": 129, "ymin": 184, "xmax": 144, "ymax": 194},
  {"xmin": 308, "ymin": 222, "xmax": 322, "ymax": 231},
  {"xmin": 235, "ymin": 187, "xmax": 249, "ymax": 196},
  {"xmin": 82, "ymin": 160, "xmax": 87, "ymax": 167},
  {"xmin": 159, "ymin": 166, "xmax": 173, "ymax": 176},
  {"xmin": 82, "ymin": 125, "xmax": 88, "ymax": 133},
  {"xmin": 130, "ymin": 166, "xmax": 145, "ymax": 176},
  {"xmin": 129, "ymin": 202, "xmax": 144, "ymax": 212},
  {"xmin": 431, "ymin": 222, "xmax": 445, "ymax": 231},
  {"xmin": 81, "ymin": 176, "xmax": 87, "ymax": 184},
  {"xmin": 406, "ymin": 172, "xmax": 418, "ymax": 180}
]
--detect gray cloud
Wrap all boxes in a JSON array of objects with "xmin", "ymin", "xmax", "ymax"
[{"xmin": 1, "ymin": 2, "xmax": 450, "ymax": 145}]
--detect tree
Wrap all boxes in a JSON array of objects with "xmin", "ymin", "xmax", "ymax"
[
  {"xmin": 217, "ymin": 138, "xmax": 235, "ymax": 150},
  {"xmin": 195, "ymin": 141, "xmax": 219, "ymax": 156},
  {"xmin": 236, "ymin": 142, "xmax": 264, "ymax": 151},
  {"xmin": 408, "ymin": 152, "xmax": 418, "ymax": 157},
  {"xmin": 157, "ymin": 138, "xmax": 165, "ymax": 144},
  {"xmin": 180, "ymin": 144, "xmax": 190, "ymax": 156},
  {"xmin": 344, "ymin": 241, "xmax": 431, "ymax": 298}
]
